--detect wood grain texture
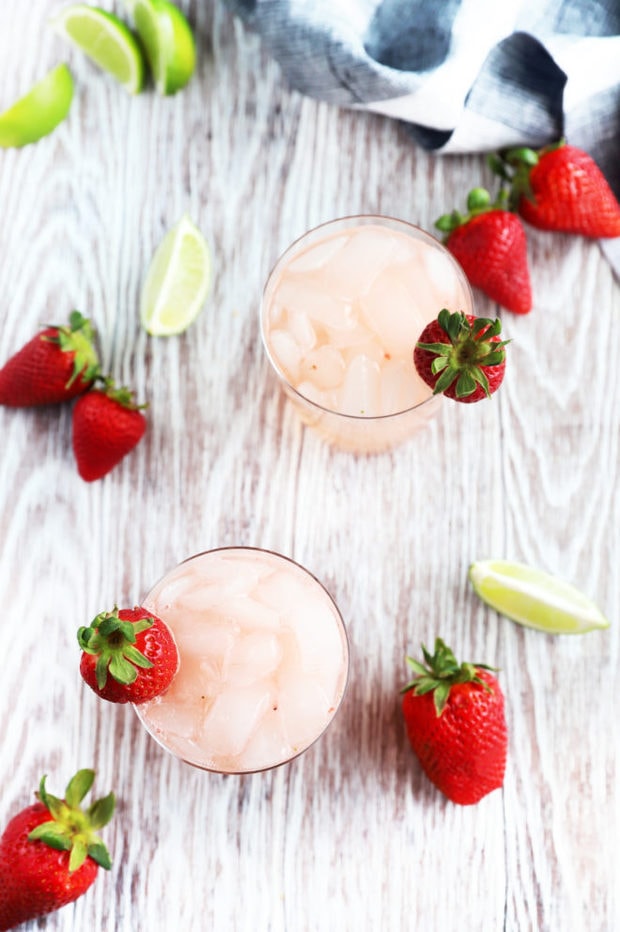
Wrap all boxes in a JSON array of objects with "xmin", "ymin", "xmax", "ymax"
[{"xmin": 0, "ymin": 2, "xmax": 618, "ymax": 931}]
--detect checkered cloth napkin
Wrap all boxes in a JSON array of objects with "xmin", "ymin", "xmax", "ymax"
[{"xmin": 223, "ymin": 0, "xmax": 620, "ymax": 275}]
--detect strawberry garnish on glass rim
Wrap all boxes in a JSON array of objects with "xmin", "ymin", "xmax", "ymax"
[
  {"xmin": 414, "ymin": 309, "xmax": 508, "ymax": 403},
  {"xmin": 77, "ymin": 606, "xmax": 179, "ymax": 704}
]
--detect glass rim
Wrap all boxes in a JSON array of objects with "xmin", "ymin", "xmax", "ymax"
[
  {"xmin": 259, "ymin": 214, "xmax": 473, "ymax": 421},
  {"xmin": 135, "ymin": 545, "xmax": 350, "ymax": 776}
]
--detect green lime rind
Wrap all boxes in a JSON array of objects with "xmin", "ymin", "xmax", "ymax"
[
  {"xmin": 140, "ymin": 214, "xmax": 212, "ymax": 336},
  {"xmin": 0, "ymin": 63, "xmax": 74, "ymax": 148},
  {"xmin": 469, "ymin": 559, "xmax": 610, "ymax": 635},
  {"xmin": 52, "ymin": 5, "xmax": 146, "ymax": 94},
  {"xmin": 129, "ymin": 0, "xmax": 196, "ymax": 95}
]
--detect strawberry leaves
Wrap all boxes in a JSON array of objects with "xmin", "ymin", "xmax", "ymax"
[
  {"xmin": 43, "ymin": 310, "xmax": 101, "ymax": 389},
  {"xmin": 402, "ymin": 638, "xmax": 497, "ymax": 716},
  {"xmin": 28, "ymin": 770, "xmax": 114, "ymax": 872},
  {"xmin": 78, "ymin": 608, "xmax": 155, "ymax": 688},
  {"xmin": 415, "ymin": 309, "xmax": 509, "ymax": 400}
]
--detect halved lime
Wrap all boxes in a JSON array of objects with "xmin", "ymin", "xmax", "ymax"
[
  {"xmin": 125, "ymin": 0, "xmax": 196, "ymax": 95},
  {"xmin": 140, "ymin": 214, "xmax": 212, "ymax": 336},
  {"xmin": 469, "ymin": 559, "xmax": 610, "ymax": 635},
  {"xmin": 0, "ymin": 64, "xmax": 74, "ymax": 148},
  {"xmin": 51, "ymin": 4, "xmax": 145, "ymax": 94}
]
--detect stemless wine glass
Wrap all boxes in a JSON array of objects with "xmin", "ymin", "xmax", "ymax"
[
  {"xmin": 260, "ymin": 215, "xmax": 474, "ymax": 452},
  {"xmin": 133, "ymin": 547, "xmax": 350, "ymax": 775}
]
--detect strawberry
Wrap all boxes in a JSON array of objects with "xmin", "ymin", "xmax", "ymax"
[
  {"xmin": 78, "ymin": 606, "xmax": 179, "ymax": 704},
  {"xmin": 401, "ymin": 639, "xmax": 507, "ymax": 805},
  {"xmin": 0, "ymin": 769, "xmax": 114, "ymax": 931},
  {"xmin": 493, "ymin": 140, "xmax": 620, "ymax": 237},
  {"xmin": 436, "ymin": 188, "xmax": 532, "ymax": 314},
  {"xmin": 0, "ymin": 310, "xmax": 100, "ymax": 407},
  {"xmin": 72, "ymin": 378, "xmax": 147, "ymax": 481},
  {"xmin": 414, "ymin": 308, "xmax": 508, "ymax": 403}
]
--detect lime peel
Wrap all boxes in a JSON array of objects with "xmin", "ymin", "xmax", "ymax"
[
  {"xmin": 128, "ymin": 0, "xmax": 196, "ymax": 95},
  {"xmin": 140, "ymin": 214, "xmax": 212, "ymax": 337},
  {"xmin": 0, "ymin": 63, "xmax": 74, "ymax": 148},
  {"xmin": 51, "ymin": 4, "xmax": 146, "ymax": 94},
  {"xmin": 469, "ymin": 559, "xmax": 610, "ymax": 635}
]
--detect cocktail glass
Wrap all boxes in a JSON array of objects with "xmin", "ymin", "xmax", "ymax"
[
  {"xmin": 260, "ymin": 215, "xmax": 474, "ymax": 452},
  {"xmin": 133, "ymin": 547, "xmax": 349, "ymax": 774}
]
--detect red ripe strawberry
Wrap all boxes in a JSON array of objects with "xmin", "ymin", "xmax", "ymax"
[
  {"xmin": 78, "ymin": 606, "xmax": 179, "ymax": 704},
  {"xmin": 414, "ymin": 309, "xmax": 508, "ymax": 403},
  {"xmin": 436, "ymin": 188, "xmax": 532, "ymax": 314},
  {"xmin": 0, "ymin": 310, "xmax": 100, "ymax": 407},
  {"xmin": 72, "ymin": 378, "xmax": 147, "ymax": 481},
  {"xmin": 0, "ymin": 769, "xmax": 114, "ymax": 931},
  {"xmin": 401, "ymin": 639, "xmax": 507, "ymax": 805},
  {"xmin": 497, "ymin": 140, "xmax": 620, "ymax": 237}
]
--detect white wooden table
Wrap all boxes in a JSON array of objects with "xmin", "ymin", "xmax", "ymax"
[{"xmin": 1, "ymin": 2, "xmax": 618, "ymax": 930}]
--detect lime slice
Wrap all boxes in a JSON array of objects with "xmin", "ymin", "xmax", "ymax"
[
  {"xmin": 469, "ymin": 559, "xmax": 610, "ymax": 635},
  {"xmin": 140, "ymin": 214, "xmax": 212, "ymax": 336},
  {"xmin": 125, "ymin": 0, "xmax": 196, "ymax": 95},
  {"xmin": 0, "ymin": 64, "xmax": 74, "ymax": 148},
  {"xmin": 51, "ymin": 4, "xmax": 145, "ymax": 94}
]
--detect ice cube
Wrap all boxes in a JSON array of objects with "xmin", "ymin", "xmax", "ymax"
[
  {"xmin": 360, "ymin": 268, "xmax": 428, "ymax": 358},
  {"xmin": 178, "ymin": 556, "xmax": 268, "ymax": 610},
  {"xmin": 336, "ymin": 354, "xmax": 382, "ymax": 416},
  {"xmin": 175, "ymin": 621, "xmax": 236, "ymax": 672},
  {"xmin": 278, "ymin": 672, "xmax": 334, "ymax": 751},
  {"xmin": 226, "ymin": 632, "xmax": 282, "ymax": 687},
  {"xmin": 295, "ymin": 380, "xmax": 332, "ymax": 409},
  {"xmin": 274, "ymin": 277, "xmax": 358, "ymax": 331},
  {"xmin": 268, "ymin": 328, "xmax": 302, "ymax": 382},
  {"xmin": 340, "ymin": 339, "xmax": 386, "ymax": 367},
  {"xmin": 252, "ymin": 565, "xmax": 309, "ymax": 610},
  {"xmin": 379, "ymin": 357, "xmax": 429, "ymax": 414},
  {"xmin": 300, "ymin": 345, "xmax": 346, "ymax": 390},
  {"xmin": 219, "ymin": 594, "xmax": 282, "ymax": 630},
  {"xmin": 283, "ymin": 623, "xmax": 346, "ymax": 697},
  {"xmin": 138, "ymin": 689, "xmax": 207, "ymax": 744},
  {"xmin": 420, "ymin": 246, "xmax": 465, "ymax": 308},
  {"xmin": 319, "ymin": 226, "xmax": 410, "ymax": 299},
  {"xmin": 200, "ymin": 683, "xmax": 273, "ymax": 758},
  {"xmin": 145, "ymin": 567, "xmax": 203, "ymax": 613},
  {"xmin": 236, "ymin": 708, "xmax": 290, "ymax": 771},
  {"xmin": 285, "ymin": 309, "xmax": 317, "ymax": 354},
  {"xmin": 286, "ymin": 232, "xmax": 349, "ymax": 273}
]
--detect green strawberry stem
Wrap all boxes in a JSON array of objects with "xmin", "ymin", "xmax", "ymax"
[
  {"xmin": 77, "ymin": 608, "xmax": 154, "ymax": 688},
  {"xmin": 28, "ymin": 770, "xmax": 115, "ymax": 872},
  {"xmin": 42, "ymin": 310, "xmax": 100, "ymax": 388},
  {"xmin": 435, "ymin": 186, "xmax": 511, "ymax": 236},
  {"xmin": 416, "ymin": 309, "xmax": 508, "ymax": 399},
  {"xmin": 94, "ymin": 376, "xmax": 148, "ymax": 410},
  {"xmin": 402, "ymin": 638, "xmax": 498, "ymax": 716},
  {"xmin": 488, "ymin": 138, "xmax": 566, "ymax": 209}
]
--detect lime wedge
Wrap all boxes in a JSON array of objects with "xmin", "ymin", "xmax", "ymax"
[
  {"xmin": 469, "ymin": 559, "xmax": 610, "ymax": 635},
  {"xmin": 51, "ymin": 4, "xmax": 145, "ymax": 94},
  {"xmin": 125, "ymin": 0, "xmax": 196, "ymax": 95},
  {"xmin": 140, "ymin": 214, "xmax": 212, "ymax": 336},
  {"xmin": 0, "ymin": 64, "xmax": 74, "ymax": 148}
]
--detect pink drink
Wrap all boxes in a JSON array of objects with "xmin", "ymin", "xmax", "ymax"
[
  {"xmin": 261, "ymin": 216, "xmax": 474, "ymax": 451},
  {"xmin": 134, "ymin": 548, "xmax": 349, "ymax": 774}
]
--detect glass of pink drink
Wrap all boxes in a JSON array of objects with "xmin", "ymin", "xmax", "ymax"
[
  {"xmin": 260, "ymin": 216, "xmax": 474, "ymax": 452},
  {"xmin": 134, "ymin": 547, "xmax": 349, "ymax": 774}
]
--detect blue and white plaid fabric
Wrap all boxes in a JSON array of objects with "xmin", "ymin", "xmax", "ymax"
[{"xmin": 224, "ymin": 0, "xmax": 620, "ymax": 272}]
